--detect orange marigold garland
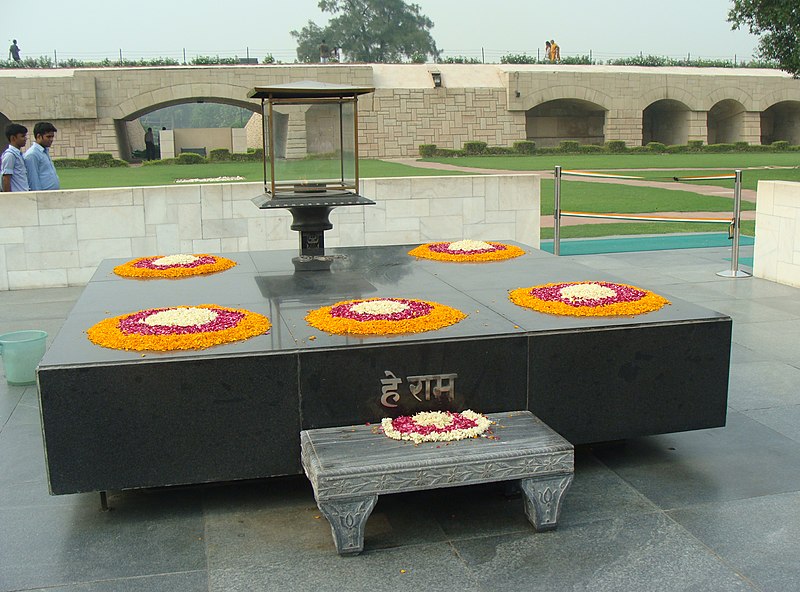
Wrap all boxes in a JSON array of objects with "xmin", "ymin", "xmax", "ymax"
[
  {"xmin": 113, "ymin": 254, "xmax": 236, "ymax": 279},
  {"xmin": 87, "ymin": 304, "xmax": 271, "ymax": 351},
  {"xmin": 409, "ymin": 240, "xmax": 525, "ymax": 262},
  {"xmin": 509, "ymin": 281, "xmax": 670, "ymax": 317},
  {"xmin": 305, "ymin": 298, "xmax": 466, "ymax": 336}
]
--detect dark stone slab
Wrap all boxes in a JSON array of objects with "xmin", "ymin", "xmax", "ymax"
[
  {"xmin": 37, "ymin": 244, "xmax": 732, "ymax": 494},
  {"xmin": 39, "ymin": 354, "xmax": 299, "ymax": 494}
]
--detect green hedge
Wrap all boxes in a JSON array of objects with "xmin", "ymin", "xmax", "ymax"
[
  {"xmin": 53, "ymin": 152, "xmax": 128, "ymax": 168},
  {"xmin": 418, "ymin": 138, "xmax": 800, "ymax": 158}
]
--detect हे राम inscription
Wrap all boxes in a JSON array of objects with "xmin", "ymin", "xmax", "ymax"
[{"xmin": 380, "ymin": 370, "xmax": 457, "ymax": 408}]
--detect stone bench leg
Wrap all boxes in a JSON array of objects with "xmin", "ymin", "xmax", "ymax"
[
  {"xmin": 317, "ymin": 495, "xmax": 378, "ymax": 555},
  {"xmin": 520, "ymin": 474, "xmax": 573, "ymax": 531}
]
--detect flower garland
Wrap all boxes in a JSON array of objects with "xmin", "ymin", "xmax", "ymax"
[
  {"xmin": 509, "ymin": 281, "xmax": 669, "ymax": 317},
  {"xmin": 409, "ymin": 240, "xmax": 525, "ymax": 262},
  {"xmin": 381, "ymin": 410, "xmax": 493, "ymax": 444},
  {"xmin": 87, "ymin": 304, "xmax": 271, "ymax": 351},
  {"xmin": 113, "ymin": 254, "xmax": 236, "ymax": 279},
  {"xmin": 305, "ymin": 298, "xmax": 466, "ymax": 336}
]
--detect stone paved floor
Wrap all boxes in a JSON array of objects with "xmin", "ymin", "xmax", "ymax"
[{"xmin": 1, "ymin": 245, "xmax": 799, "ymax": 591}]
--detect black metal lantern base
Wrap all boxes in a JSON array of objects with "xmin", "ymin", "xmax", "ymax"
[{"xmin": 252, "ymin": 191, "xmax": 375, "ymax": 270}]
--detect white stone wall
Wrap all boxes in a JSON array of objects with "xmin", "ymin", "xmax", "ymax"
[
  {"xmin": 753, "ymin": 181, "xmax": 800, "ymax": 288},
  {"xmin": 0, "ymin": 175, "xmax": 539, "ymax": 291}
]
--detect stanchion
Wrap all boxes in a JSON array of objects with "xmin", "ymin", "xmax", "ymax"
[
  {"xmin": 553, "ymin": 165, "xmax": 562, "ymax": 256},
  {"xmin": 717, "ymin": 169, "xmax": 751, "ymax": 278}
]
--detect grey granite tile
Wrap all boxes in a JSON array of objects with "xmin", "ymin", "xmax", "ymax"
[
  {"xmin": 0, "ymin": 491, "xmax": 206, "ymax": 590},
  {"xmin": 0, "ymin": 424, "xmax": 46, "ymax": 484},
  {"xmin": 209, "ymin": 542, "xmax": 481, "ymax": 592},
  {"xmin": 0, "ymin": 286, "xmax": 83, "ymax": 306},
  {"xmin": 6, "ymin": 398, "xmax": 41, "ymax": 427},
  {"xmin": 695, "ymin": 298, "xmax": 799, "ymax": 324},
  {"xmin": 0, "ymin": 385, "xmax": 25, "ymax": 431},
  {"xmin": 0, "ymin": 479, "xmax": 93, "ymax": 509},
  {"xmin": 22, "ymin": 571, "xmax": 208, "ymax": 592},
  {"xmin": 732, "ymin": 319, "xmax": 800, "ymax": 364},
  {"xmin": 727, "ymin": 360, "xmax": 800, "ymax": 411},
  {"xmin": 427, "ymin": 452, "xmax": 658, "ymax": 541},
  {"xmin": 669, "ymin": 491, "xmax": 800, "ymax": 592},
  {"xmin": 204, "ymin": 477, "xmax": 451, "ymax": 566},
  {"xmin": 729, "ymin": 342, "xmax": 773, "ymax": 364},
  {"xmin": 452, "ymin": 513, "xmax": 754, "ymax": 592},
  {"xmin": 745, "ymin": 404, "xmax": 800, "ymax": 444},
  {"xmin": 0, "ymin": 299, "xmax": 76, "ymax": 322},
  {"xmin": 593, "ymin": 412, "xmax": 800, "ymax": 509}
]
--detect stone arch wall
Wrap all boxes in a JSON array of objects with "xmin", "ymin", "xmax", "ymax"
[
  {"xmin": 642, "ymin": 99, "xmax": 691, "ymax": 145},
  {"xmin": 761, "ymin": 101, "xmax": 800, "ymax": 145},
  {"xmin": 708, "ymin": 100, "xmax": 746, "ymax": 144},
  {"xmin": 525, "ymin": 99, "xmax": 607, "ymax": 147}
]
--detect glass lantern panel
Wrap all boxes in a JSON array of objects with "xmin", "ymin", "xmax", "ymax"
[{"xmin": 270, "ymin": 101, "xmax": 355, "ymax": 192}]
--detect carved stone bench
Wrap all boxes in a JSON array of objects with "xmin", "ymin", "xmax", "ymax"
[{"xmin": 300, "ymin": 410, "xmax": 574, "ymax": 555}]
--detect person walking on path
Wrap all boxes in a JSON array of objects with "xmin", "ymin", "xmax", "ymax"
[
  {"xmin": 144, "ymin": 127, "xmax": 155, "ymax": 160},
  {"xmin": 319, "ymin": 39, "xmax": 330, "ymax": 63},
  {"xmin": 24, "ymin": 122, "xmax": 60, "ymax": 191},
  {"xmin": 8, "ymin": 39, "xmax": 21, "ymax": 63},
  {"xmin": 1, "ymin": 123, "xmax": 30, "ymax": 192},
  {"xmin": 549, "ymin": 39, "xmax": 560, "ymax": 62}
]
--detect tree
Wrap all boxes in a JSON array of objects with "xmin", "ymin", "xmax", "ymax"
[
  {"xmin": 291, "ymin": 0, "xmax": 439, "ymax": 64},
  {"xmin": 728, "ymin": 0, "xmax": 800, "ymax": 76}
]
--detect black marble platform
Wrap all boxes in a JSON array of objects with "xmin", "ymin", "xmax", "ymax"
[{"xmin": 37, "ymin": 243, "xmax": 731, "ymax": 494}]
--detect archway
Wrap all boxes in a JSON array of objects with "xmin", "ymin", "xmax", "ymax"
[
  {"xmin": 0, "ymin": 112, "xmax": 11, "ymax": 154},
  {"xmin": 525, "ymin": 99, "xmax": 606, "ymax": 147},
  {"xmin": 707, "ymin": 99, "xmax": 745, "ymax": 144},
  {"xmin": 119, "ymin": 99, "xmax": 260, "ymax": 161},
  {"xmin": 760, "ymin": 101, "xmax": 800, "ymax": 145},
  {"xmin": 642, "ymin": 100, "xmax": 690, "ymax": 145}
]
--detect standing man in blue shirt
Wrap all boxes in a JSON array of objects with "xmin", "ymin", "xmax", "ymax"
[
  {"xmin": 1, "ymin": 123, "xmax": 29, "ymax": 192},
  {"xmin": 24, "ymin": 122, "xmax": 60, "ymax": 191}
]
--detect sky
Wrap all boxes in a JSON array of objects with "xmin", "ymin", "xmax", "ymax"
[{"xmin": 4, "ymin": 0, "xmax": 761, "ymax": 64}]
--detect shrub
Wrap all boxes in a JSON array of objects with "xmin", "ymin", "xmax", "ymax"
[
  {"xmin": 771, "ymin": 140, "xmax": 790, "ymax": 151},
  {"xmin": 177, "ymin": 152, "xmax": 206, "ymax": 164},
  {"xmin": 87, "ymin": 152, "xmax": 114, "ymax": 165},
  {"xmin": 463, "ymin": 141, "xmax": 488, "ymax": 155},
  {"xmin": 559, "ymin": 140, "xmax": 580, "ymax": 152},
  {"xmin": 687, "ymin": 140, "xmax": 704, "ymax": 151},
  {"xmin": 705, "ymin": 143, "xmax": 736, "ymax": 153},
  {"xmin": 209, "ymin": 148, "xmax": 232, "ymax": 162},
  {"xmin": 53, "ymin": 158, "xmax": 91, "ymax": 169},
  {"xmin": 665, "ymin": 144, "xmax": 688, "ymax": 153},
  {"xmin": 419, "ymin": 144, "xmax": 437, "ymax": 158},
  {"xmin": 428, "ymin": 148, "xmax": 466, "ymax": 157},
  {"xmin": 646, "ymin": 142, "xmax": 667, "ymax": 152},
  {"xmin": 628, "ymin": 145, "xmax": 650, "ymax": 154},
  {"xmin": 578, "ymin": 144, "xmax": 605, "ymax": 153},
  {"xmin": 485, "ymin": 146, "xmax": 514, "ymax": 155},
  {"xmin": 604, "ymin": 140, "xmax": 627, "ymax": 153},
  {"xmin": 142, "ymin": 158, "xmax": 177, "ymax": 166},
  {"xmin": 53, "ymin": 154, "xmax": 128, "ymax": 168},
  {"xmin": 734, "ymin": 141, "xmax": 750, "ymax": 151},
  {"xmin": 512, "ymin": 140, "xmax": 536, "ymax": 154}
]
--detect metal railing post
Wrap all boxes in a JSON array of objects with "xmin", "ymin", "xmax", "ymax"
[
  {"xmin": 717, "ymin": 169, "xmax": 751, "ymax": 278},
  {"xmin": 553, "ymin": 165, "xmax": 562, "ymax": 256}
]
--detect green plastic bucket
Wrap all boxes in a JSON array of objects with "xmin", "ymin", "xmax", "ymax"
[{"xmin": 0, "ymin": 330, "xmax": 48, "ymax": 386}]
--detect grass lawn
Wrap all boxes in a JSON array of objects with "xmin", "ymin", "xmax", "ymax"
[
  {"xmin": 539, "ymin": 179, "xmax": 755, "ymax": 217},
  {"xmin": 57, "ymin": 159, "xmax": 466, "ymax": 190}
]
